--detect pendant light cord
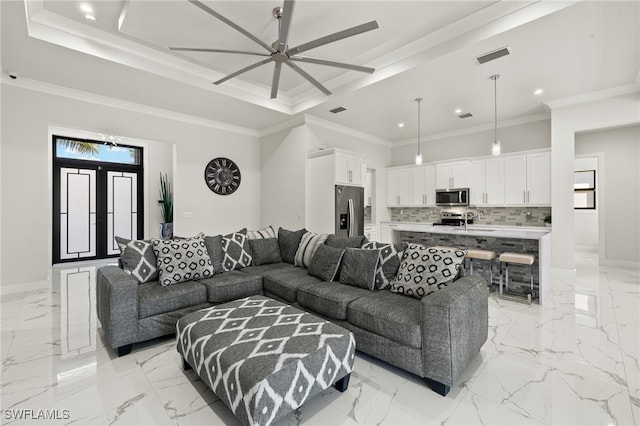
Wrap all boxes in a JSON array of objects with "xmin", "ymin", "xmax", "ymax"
[
  {"xmin": 494, "ymin": 76, "xmax": 498, "ymax": 143},
  {"xmin": 417, "ymin": 99, "xmax": 421, "ymax": 155}
]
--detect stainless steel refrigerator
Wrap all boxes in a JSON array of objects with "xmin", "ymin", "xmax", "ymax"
[{"xmin": 335, "ymin": 185, "xmax": 364, "ymax": 237}]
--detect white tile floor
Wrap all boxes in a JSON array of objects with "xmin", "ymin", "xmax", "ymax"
[{"xmin": 1, "ymin": 251, "xmax": 638, "ymax": 425}]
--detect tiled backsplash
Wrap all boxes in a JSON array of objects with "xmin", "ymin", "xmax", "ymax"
[{"xmin": 390, "ymin": 206, "xmax": 551, "ymax": 227}]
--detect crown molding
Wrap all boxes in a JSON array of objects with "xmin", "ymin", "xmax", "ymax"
[
  {"xmin": 2, "ymin": 74, "xmax": 261, "ymax": 137},
  {"xmin": 393, "ymin": 112, "xmax": 550, "ymax": 147},
  {"xmin": 258, "ymin": 116, "xmax": 307, "ymax": 138},
  {"xmin": 303, "ymin": 115, "xmax": 393, "ymax": 148},
  {"xmin": 543, "ymin": 83, "xmax": 640, "ymax": 111}
]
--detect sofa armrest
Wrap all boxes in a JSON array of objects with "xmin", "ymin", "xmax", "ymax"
[
  {"xmin": 420, "ymin": 275, "xmax": 488, "ymax": 391},
  {"xmin": 96, "ymin": 265, "xmax": 139, "ymax": 349}
]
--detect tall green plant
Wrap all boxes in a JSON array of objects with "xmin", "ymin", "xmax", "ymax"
[{"xmin": 159, "ymin": 173, "xmax": 173, "ymax": 223}]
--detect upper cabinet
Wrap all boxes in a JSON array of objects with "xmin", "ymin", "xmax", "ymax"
[
  {"xmin": 436, "ymin": 161, "xmax": 469, "ymax": 189},
  {"xmin": 469, "ymin": 158, "xmax": 505, "ymax": 206},
  {"xmin": 387, "ymin": 168, "xmax": 413, "ymax": 207},
  {"xmin": 504, "ymin": 152, "xmax": 550, "ymax": 205},
  {"xmin": 412, "ymin": 165, "xmax": 436, "ymax": 206},
  {"xmin": 335, "ymin": 152, "xmax": 363, "ymax": 186}
]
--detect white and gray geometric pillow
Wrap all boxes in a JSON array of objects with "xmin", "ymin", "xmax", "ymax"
[
  {"xmin": 390, "ymin": 244, "xmax": 466, "ymax": 299},
  {"xmin": 222, "ymin": 230, "xmax": 252, "ymax": 271},
  {"xmin": 115, "ymin": 236, "xmax": 158, "ymax": 283},
  {"xmin": 247, "ymin": 225, "xmax": 276, "ymax": 240},
  {"xmin": 361, "ymin": 241, "xmax": 406, "ymax": 290},
  {"xmin": 294, "ymin": 232, "xmax": 329, "ymax": 268},
  {"xmin": 152, "ymin": 234, "xmax": 213, "ymax": 286}
]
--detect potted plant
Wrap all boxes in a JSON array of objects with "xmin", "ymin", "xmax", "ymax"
[
  {"xmin": 159, "ymin": 173, "xmax": 173, "ymax": 239},
  {"xmin": 544, "ymin": 215, "xmax": 551, "ymax": 228}
]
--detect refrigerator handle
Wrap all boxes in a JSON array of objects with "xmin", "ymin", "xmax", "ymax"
[{"xmin": 348, "ymin": 199, "xmax": 355, "ymax": 237}]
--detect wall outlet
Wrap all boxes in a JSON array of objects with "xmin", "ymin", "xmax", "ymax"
[{"xmin": 183, "ymin": 211, "xmax": 193, "ymax": 218}]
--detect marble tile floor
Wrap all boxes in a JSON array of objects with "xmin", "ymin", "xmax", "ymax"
[{"xmin": 1, "ymin": 251, "xmax": 638, "ymax": 425}]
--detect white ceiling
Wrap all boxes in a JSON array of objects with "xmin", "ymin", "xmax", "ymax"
[{"xmin": 3, "ymin": 0, "xmax": 639, "ymax": 142}]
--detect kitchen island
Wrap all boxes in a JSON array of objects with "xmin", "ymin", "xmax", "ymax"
[{"xmin": 380, "ymin": 222, "xmax": 552, "ymax": 304}]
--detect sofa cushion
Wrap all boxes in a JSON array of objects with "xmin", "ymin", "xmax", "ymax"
[
  {"xmin": 361, "ymin": 241, "xmax": 407, "ymax": 290},
  {"xmin": 247, "ymin": 225, "xmax": 276, "ymax": 240},
  {"xmin": 308, "ymin": 244, "xmax": 344, "ymax": 282},
  {"xmin": 277, "ymin": 227, "xmax": 306, "ymax": 264},
  {"xmin": 296, "ymin": 281, "xmax": 370, "ymax": 320},
  {"xmin": 115, "ymin": 237, "xmax": 158, "ymax": 283},
  {"xmin": 294, "ymin": 232, "xmax": 329, "ymax": 268},
  {"xmin": 240, "ymin": 262, "xmax": 290, "ymax": 277},
  {"xmin": 248, "ymin": 238, "xmax": 282, "ymax": 265},
  {"xmin": 339, "ymin": 248, "xmax": 379, "ymax": 291},
  {"xmin": 262, "ymin": 267, "xmax": 321, "ymax": 303},
  {"xmin": 137, "ymin": 280, "xmax": 207, "ymax": 319},
  {"xmin": 152, "ymin": 234, "xmax": 214, "ymax": 286},
  {"xmin": 391, "ymin": 244, "xmax": 466, "ymax": 299},
  {"xmin": 222, "ymin": 229, "xmax": 252, "ymax": 271},
  {"xmin": 325, "ymin": 235, "xmax": 368, "ymax": 249},
  {"xmin": 347, "ymin": 290, "xmax": 422, "ymax": 348},
  {"xmin": 197, "ymin": 270, "xmax": 263, "ymax": 303}
]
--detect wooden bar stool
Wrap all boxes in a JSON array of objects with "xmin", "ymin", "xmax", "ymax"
[
  {"xmin": 499, "ymin": 252, "xmax": 536, "ymax": 304},
  {"xmin": 466, "ymin": 249, "xmax": 496, "ymax": 286}
]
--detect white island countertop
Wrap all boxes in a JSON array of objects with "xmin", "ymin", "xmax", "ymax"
[{"xmin": 380, "ymin": 221, "xmax": 551, "ymax": 240}]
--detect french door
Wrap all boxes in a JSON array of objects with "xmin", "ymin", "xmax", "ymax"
[{"xmin": 52, "ymin": 136, "xmax": 144, "ymax": 263}]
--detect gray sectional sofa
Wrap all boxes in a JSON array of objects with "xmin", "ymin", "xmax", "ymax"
[{"xmin": 96, "ymin": 229, "xmax": 488, "ymax": 396}]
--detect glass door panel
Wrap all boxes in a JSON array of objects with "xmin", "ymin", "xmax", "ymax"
[
  {"xmin": 59, "ymin": 168, "xmax": 96, "ymax": 259},
  {"xmin": 107, "ymin": 172, "xmax": 138, "ymax": 255}
]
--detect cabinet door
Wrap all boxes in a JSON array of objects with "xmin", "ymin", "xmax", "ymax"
[
  {"xmin": 436, "ymin": 164, "xmax": 451, "ymax": 189},
  {"xmin": 527, "ymin": 152, "xmax": 550, "ymax": 205},
  {"xmin": 379, "ymin": 225, "xmax": 392, "ymax": 244},
  {"xmin": 504, "ymin": 155, "xmax": 527, "ymax": 205},
  {"xmin": 412, "ymin": 167, "xmax": 426, "ymax": 205},
  {"xmin": 424, "ymin": 165, "xmax": 437, "ymax": 205},
  {"xmin": 335, "ymin": 153, "xmax": 350, "ymax": 184},
  {"xmin": 450, "ymin": 161, "xmax": 469, "ymax": 188},
  {"xmin": 387, "ymin": 170, "xmax": 400, "ymax": 206},
  {"xmin": 348, "ymin": 157, "xmax": 363, "ymax": 185},
  {"xmin": 484, "ymin": 157, "xmax": 505, "ymax": 205},
  {"xmin": 469, "ymin": 160, "xmax": 485, "ymax": 205},
  {"xmin": 397, "ymin": 169, "xmax": 412, "ymax": 206}
]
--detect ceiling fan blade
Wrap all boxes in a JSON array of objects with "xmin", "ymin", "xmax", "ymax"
[
  {"xmin": 188, "ymin": 0, "xmax": 275, "ymax": 53},
  {"xmin": 214, "ymin": 58, "xmax": 273, "ymax": 85},
  {"xmin": 285, "ymin": 61, "xmax": 331, "ymax": 95},
  {"xmin": 277, "ymin": 0, "xmax": 295, "ymax": 51},
  {"xmin": 271, "ymin": 62, "xmax": 283, "ymax": 99},
  {"xmin": 170, "ymin": 47, "xmax": 270, "ymax": 57},
  {"xmin": 287, "ymin": 20, "xmax": 379, "ymax": 56},
  {"xmin": 289, "ymin": 56, "xmax": 375, "ymax": 73}
]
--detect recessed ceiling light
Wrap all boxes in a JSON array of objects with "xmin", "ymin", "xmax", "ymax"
[
  {"xmin": 80, "ymin": 3, "xmax": 93, "ymax": 14},
  {"xmin": 84, "ymin": 13, "xmax": 96, "ymax": 21},
  {"xmin": 398, "ymin": 123, "xmax": 405, "ymax": 128},
  {"xmin": 454, "ymin": 108, "xmax": 462, "ymax": 114},
  {"xmin": 534, "ymin": 88, "xmax": 544, "ymax": 95}
]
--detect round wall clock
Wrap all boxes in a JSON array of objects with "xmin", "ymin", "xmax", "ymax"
[{"xmin": 204, "ymin": 157, "xmax": 241, "ymax": 195}]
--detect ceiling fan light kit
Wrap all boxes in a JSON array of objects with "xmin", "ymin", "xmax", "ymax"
[{"xmin": 170, "ymin": 0, "xmax": 379, "ymax": 99}]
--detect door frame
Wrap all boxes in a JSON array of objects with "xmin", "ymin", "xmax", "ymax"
[{"xmin": 48, "ymin": 126, "xmax": 151, "ymax": 265}]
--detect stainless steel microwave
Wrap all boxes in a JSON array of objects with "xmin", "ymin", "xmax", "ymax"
[{"xmin": 435, "ymin": 188, "xmax": 469, "ymax": 206}]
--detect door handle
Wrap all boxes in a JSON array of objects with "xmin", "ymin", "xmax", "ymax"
[
  {"xmin": 348, "ymin": 199, "xmax": 355, "ymax": 237},
  {"xmin": 523, "ymin": 191, "xmax": 526, "ymax": 204}
]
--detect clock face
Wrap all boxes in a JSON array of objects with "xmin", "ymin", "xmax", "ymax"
[{"xmin": 204, "ymin": 157, "xmax": 241, "ymax": 195}]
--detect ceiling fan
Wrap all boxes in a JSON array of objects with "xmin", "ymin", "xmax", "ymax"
[{"xmin": 169, "ymin": 0, "xmax": 379, "ymax": 99}]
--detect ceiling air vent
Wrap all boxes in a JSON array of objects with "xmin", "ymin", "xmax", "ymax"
[
  {"xmin": 329, "ymin": 106, "xmax": 347, "ymax": 114},
  {"xmin": 457, "ymin": 112, "xmax": 473, "ymax": 119},
  {"xmin": 474, "ymin": 47, "xmax": 510, "ymax": 65}
]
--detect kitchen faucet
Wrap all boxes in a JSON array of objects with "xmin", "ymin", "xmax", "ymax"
[{"xmin": 464, "ymin": 205, "xmax": 480, "ymax": 231}]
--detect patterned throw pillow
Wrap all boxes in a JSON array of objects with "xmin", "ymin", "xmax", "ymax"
[
  {"xmin": 361, "ymin": 241, "xmax": 407, "ymax": 290},
  {"xmin": 294, "ymin": 232, "xmax": 329, "ymax": 268},
  {"xmin": 222, "ymin": 230, "xmax": 253, "ymax": 271},
  {"xmin": 247, "ymin": 225, "xmax": 276, "ymax": 240},
  {"xmin": 390, "ymin": 244, "xmax": 466, "ymax": 299},
  {"xmin": 115, "ymin": 236, "xmax": 158, "ymax": 283},
  {"xmin": 152, "ymin": 234, "xmax": 214, "ymax": 286}
]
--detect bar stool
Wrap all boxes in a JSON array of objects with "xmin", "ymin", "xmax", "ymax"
[
  {"xmin": 499, "ymin": 252, "xmax": 536, "ymax": 304},
  {"xmin": 466, "ymin": 249, "xmax": 496, "ymax": 286}
]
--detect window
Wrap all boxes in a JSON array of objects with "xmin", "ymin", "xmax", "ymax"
[
  {"xmin": 574, "ymin": 170, "xmax": 596, "ymax": 209},
  {"xmin": 55, "ymin": 137, "xmax": 141, "ymax": 165}
]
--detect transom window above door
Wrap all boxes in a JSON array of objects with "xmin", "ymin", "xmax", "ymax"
[{"xmin": 55, "ymin": 137, "xmax": 141, "ymax": 165}]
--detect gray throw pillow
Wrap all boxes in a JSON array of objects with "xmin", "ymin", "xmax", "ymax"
[
  {"xmin": 222, "ymin": 229, "xmax": 252, "ymax": 271},
  {"xmin": 325, "ymin": 235, "xmax": 368, "ymax": 249},
  {"xmin": 361, "ymin": 241, "xmax": 407, "ymax": 290},
  {"xmin": 308, "ymin": 244, "xmax": 345, "ymax": 282},
  {"xmin": 204, "ymin": 234, "xmax": 224, "ymax": 273},
  {"xmin": 390, "ymin": 244, "xmax": 466, "ymax": 299},
  {"xmin": 115, "ymin": 236, "xmax": 158, "ymax": 283},
  {"xmin": 152, "ymin": 234, "xmax": 214, "ymax": 286},
  {"xmin": 278, "ymin": 227, "xmax": 306, "ymax": 264},
  {"xmin": 249, "ymin": 238, "xmax": 282, "ymax": 265},
  {"xmin": 339, "ymin": 248, "xmax": 380, "ymax": 291}
]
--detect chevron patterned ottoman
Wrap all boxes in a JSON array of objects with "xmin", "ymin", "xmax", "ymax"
[{"xmin": 176, "ymin": 295, "xmax": 356, "ymax": 426}]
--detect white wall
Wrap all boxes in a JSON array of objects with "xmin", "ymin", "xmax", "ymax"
[
  {"xmin": 390, "ymin": 119, "xmax": 551, "ymax": 166},
  {"xmin": 573, "ymin": 156, "xmax": 599, "ymax": 248},
  {"xmin": 576, "ymin": 125, "xmax": 640, "ymax": 263},
  {"xmin": 0, "ymin": 84, "xmax": 261, "ymax": 288}
]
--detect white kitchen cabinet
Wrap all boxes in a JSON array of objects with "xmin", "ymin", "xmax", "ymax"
[
  {"xmin": 412, "ymin": 165, "xmax": 436, "ymax": 206},
  {"xmin": 386, "ymin": 168, "xmax": 412, "ymax": 207},
  {"xmin": 470, "ymin": 158, "xmax": 505, "ymax": 205},
  {"xmin": 436, "ymin": 161, "xmax": 469, "ymax": 189},
  {"xmin": 335, "ymin": 152, "xmax": 363, "ymax": 186},
  {"xmin": 505, "ymin": 152, "xmax": 550, "ymax": 205},
  {"xmin": 364, "ymin": 225, "xmax": 377, "ymax": 242},
  {"xmin": 364, "ymin": 168, "xmax": 372, "ymax": 207}
]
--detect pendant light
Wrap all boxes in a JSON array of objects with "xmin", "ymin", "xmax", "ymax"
[
  {"xmin": 415, "ymin": 97, "xmax": 423, "ymax": 165},
  {"xmin": 490, "ymin": 74, "xmax": 501, "ymax": 156}
]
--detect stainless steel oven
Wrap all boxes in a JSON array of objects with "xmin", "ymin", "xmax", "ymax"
[{"xmin": 435, "ymin": 188, "xmax": 469, "ymax": 206}]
